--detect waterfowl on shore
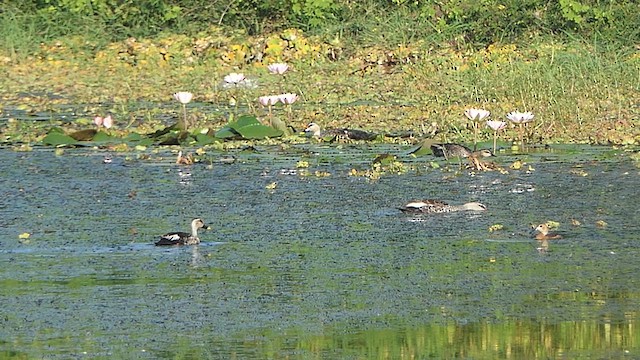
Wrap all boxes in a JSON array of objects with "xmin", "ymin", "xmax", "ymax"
[
  {"xmin": 304, "ymin": 122, "xmax": 378, "ymax": 141},
  {"xmin": 155, "ymin": 218, "xmax": 208, "ymax": 246},
  {"xmin": 430, "ymin": 143, "xmax": 494, "ymax": 160},
  {"xmin": 399, "ymin": 200, "xmax": 487, "ymax": 214},
  {"xmin": 533, "ymin": 223, "xmax": 562, "ymax": 240}
]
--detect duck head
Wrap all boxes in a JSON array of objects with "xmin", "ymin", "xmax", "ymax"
[{"xmin": 304, "ymin": 122, "xmax": 321, "ymax": 137}]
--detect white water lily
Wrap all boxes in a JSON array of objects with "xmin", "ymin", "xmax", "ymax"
[
  {"xmin": 224, "ymin": 72, "xmax": 246, "ymax": 84},
  {"xmin": 486, "ymin": 120, "xmax": 507, "ymax": 131},
  {"xmin": 267, "ymin": 63, "xmax": 289, "ymax": 75},
  {"xmin": 465, "ymin": 108, "xmax": 490, "ymax": 151},
  {"xmin": 259, "ymin": 95, "xmax": 280, "ymax": 106},
  {"xmin": 278, "ymin": 93, "xmax": 299, "ymax": 105},
  {"xmin": 507, "ymin": 111, "xmax": 535, "ymax": 151},
  {"xmin": 486, "ymin": 120, "xmax": 507, "ymax": 153},
  {"xmin": 464, "ymin": 108, "xmax": 491, "ymax": 121},
  {"xmin": 173, "ymin": 91, "xmax": 193, "ymax": 104},
  {"xmin": 506, "ymin": 111, "xmax": 535, "ymax": 124}
]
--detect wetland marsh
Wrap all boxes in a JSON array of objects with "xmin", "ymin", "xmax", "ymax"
[{"xmin": 1, "ymin": 145, "xmax": 639, "ymax": 358}]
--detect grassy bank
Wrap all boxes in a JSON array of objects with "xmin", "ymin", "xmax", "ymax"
[{"xmin": 0, "ymin": 27, "xmax": 638, "ymax": 146}]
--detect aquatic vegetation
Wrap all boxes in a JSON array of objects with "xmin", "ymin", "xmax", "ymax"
[
  {"xmin": 465, "ymin": 109, "xmax": 490, "ymax": 150},
  {"xmin": 507, "ymin": 111, "xmax": 535, "ymax": 151},
  {"xmin": 267, "ymin": 63, "xmax": 289, "ymax": 75},
  {"xmin": 94, "ymin": 115, "xmax": 113, "ymax": 129},
  {"xmin": 486, "ymin": 120, "xmax": 507, "ymax": 154},
  {"xmin": 215, "ymin": 115, "xmax": 283, "ymax": 140},
  {"xmin": 173, "ymin": 91, "xmax": 193, "ymax": 129},
  {"xmin": 223, "ymin": 72, "xmax": 246, "ymax": 85}
]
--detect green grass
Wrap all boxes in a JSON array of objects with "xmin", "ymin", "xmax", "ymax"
[{"xmin": 0, "ymin": 5, "xmax": 638, "ymax": 146}]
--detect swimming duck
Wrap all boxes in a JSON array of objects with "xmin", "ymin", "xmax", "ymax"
[
  {"xmin": 399, "ymin": 200, "xmax": 487, "ymax": 214},
  {"xmin": 155, "ymin": 218, "xmax": 208, "ymax": 246},
  {"xmin": 430, "ymin": 143, "xmax": 494, "ymax": 160},
  {"xmin": 304, "ymin": 122, "xmax": 378, "ymax": 141},
  {"xmin": 533, "ymin": 223, "xmax": 562, "ymax": 240}
]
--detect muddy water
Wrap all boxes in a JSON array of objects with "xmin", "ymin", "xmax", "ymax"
[{"xmin": 0, "ymin": 145, "xmax": 639, "ymax": 359}]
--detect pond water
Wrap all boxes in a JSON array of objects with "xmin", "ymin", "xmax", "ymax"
[{"xmin": 0, "ymin": 144, "xmax": 639, "ymax": 359}]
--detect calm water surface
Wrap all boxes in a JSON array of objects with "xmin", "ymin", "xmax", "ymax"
[{"xmin": 0, "ymin": 145, "xmax": 639, "ymax": 359}]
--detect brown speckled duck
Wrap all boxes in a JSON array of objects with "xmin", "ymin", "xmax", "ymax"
[
  {"xmin": 304, "ymin": 122, "xmax": 377, "ymax": 141},
  {"xmin": 533, "ymin": 223, "xmax": 562, "ymax": 240},
  {"xmin": 155, "ymin": 218, "xmax": 208, "ymax": 246},
  {"xmin": 430, "ymin": 143, "xmax": 494, "ymax": 160},
  {"xmin": 399, "ymin": 200, "xmax": 487, "ymax": 214}
]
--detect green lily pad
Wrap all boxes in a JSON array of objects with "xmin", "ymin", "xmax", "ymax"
[
  {"xmin": 195, "ymin": 133, "xmax": 218, "ymax": 145},
  {"xmin": 216, "ymin": 115, "xmax": 283, "ymax": 140},
  {"xmin": 42, "ymin": 132, "xmax": 79, "ymax": 146},
  {"xmin": 92, "ymin": 131, "xmax": 116, "ymax": 142},
  {"xmin": 214, "ymin": 127, "xmax": 240, "ymax": 139}
]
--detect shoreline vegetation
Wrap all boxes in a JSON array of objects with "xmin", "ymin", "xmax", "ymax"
[{"xmin": 0, "ymin": 1, "xmax": 638, "ymax": 148}]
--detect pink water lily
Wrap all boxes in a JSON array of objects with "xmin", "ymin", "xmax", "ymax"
[
  {"xmin": 278, "ymin": 93, "xmax": 298, "ymax": 105},
  {"xmin": 267, "ymin": 63, "xmax": 289, "ymax": 75},
  {"xmin": 173, "ymin": 91, "xmax": 193, "ymax": 104},
  {"xmin": 94, "ymin": 115, "xmax": 113, "ymax": 129}
]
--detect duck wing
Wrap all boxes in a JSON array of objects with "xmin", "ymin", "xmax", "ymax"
[
  {"xmin": 155, "ymin": 231, "xmax": 190, "ymax": 246},
  {"xmin": 343, "ymin": 128, "xmax": 377, "ymax": 141},
  {"xmin": 430, "ymin": 143, "xmax": 472, "ymax": 157},
  {"xmin": 399, "ymin": 199, "xmax": 448, "ymax": 213}
]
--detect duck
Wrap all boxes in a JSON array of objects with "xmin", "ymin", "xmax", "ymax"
[
  {"xmin": 430, "ymin": 143, "xmax": 494, "ymax": 160},
  {"xmin": 533, "ymin": 223, "xmax": 562, "ymax": 240},
  {"xmin": 155, "ymin": 218, "xmax": 208, "ymax": 246},
  {"xmin": 399, "ymin": 199, "xmax": 487, "ymax": 214},
  {"xmin": 304, "ymin": 122, "xmax": 378, "ymax": 141}
]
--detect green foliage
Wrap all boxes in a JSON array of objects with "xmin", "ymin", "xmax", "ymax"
[
  {"xmin": 42, "ymin": 132, "xmax": 79, "ymax": 146},
  {"xmin": 215, "ymin": 115, "xmax": 284, "ymax": 140},
  {"xmin": 1, "ymin": 0, "xmax": 638, "ymax": 56}
]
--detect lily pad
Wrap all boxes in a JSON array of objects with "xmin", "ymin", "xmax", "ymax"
[
  {"xmin": 216, "ymin": 115, "xmax": 283, "ymax": 140},
  {"xmin": 42, "ymin": 132, "xmax": 79, "ymax": 146}
]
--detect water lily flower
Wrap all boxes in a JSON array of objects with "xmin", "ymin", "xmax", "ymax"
[
  {"xmin": 486, "ymin": 120, "xmax": 507, "ymax": 131},
  {"xmin": 173, "ymin": 91, "xmax": 193, "ymax": 104},
  {"xmin": 506, "ymin": 111, "xmax": 535, "ymax": 124},
  {"xmin": 94, "ymin": 115, "xmax": 113, "ymax": 129},
  {"xmin": 486, "ymin": 120, "xmax": 507, "ymax": 153},
  {"xmin": 102, "ymin": 114, "xmax": 113, "ymax": 129},
  {"xmin": 259, "ymin": 95, "xmax": 280, "ymax": 106},
  {"xmin": 465, "ymin": 108, "xmax": 490, "ymax": 151},
  {"xmin": 259, "ymin": 95, "xmax": 280, "ymax": 124},
  {"xmin": 173, "ymin": 92, "xmax": 193, "ymax": 129},
  {"xmin": 224, "ymin": 72, "xmax": 246, "ymax": 84},
  {"xmin": 507, "ymin": 111, "xmax": 535, "ymax": 151},
  {"xmin": 465, "ymin": 108, "xmax": 491, "ymax": 121},
  {"xmin": 267, "ymin": 63, "xmax": 289, "ymax": 75},
  {"xmin": 278, "ymin": 93, "xmax": 299, "ymax": 105}
]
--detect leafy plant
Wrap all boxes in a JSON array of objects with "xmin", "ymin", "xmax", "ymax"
[{"xmin": 215, "ymin": 115, "xmax": 283, "ymax": 140}]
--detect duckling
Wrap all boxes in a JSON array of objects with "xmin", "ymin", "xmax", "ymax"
[
  {"xmin": 155, "ymin": 218, "xmax": 208, "ymax": 246},
  {"xmin": 304, "ymin": 122, "xmax": 377, "ymax": 141},
  {"xmin": 399, "ymin": 199, "xmax": 487, "ymax": 214},
  {"xmin": 533, "ymin": 223, "xmax": 562, "ymax": 240}
]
